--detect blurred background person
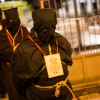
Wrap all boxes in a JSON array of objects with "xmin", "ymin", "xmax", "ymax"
[
  {"xmin": 0, "ymin": 8, "xmax": 7, "ymax": 99},
  {"xmin": 0, "ymin": 7, "xmax": 29, "ymax": 100}
]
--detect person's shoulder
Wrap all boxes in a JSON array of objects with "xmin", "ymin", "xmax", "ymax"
[
  {"xmin": 14, "ymin": 38, "xmax": 31, "ymax": 54},
  {"xmin": 55, "ymin": 32, "xmax": 71, "ymax": 47},
  {"xmin": 17, "ymin": 32, "xmax": 37, "ymax": 50},
  {"xmin": 55, "ymin": 32, "xmax": 68, "ymax": 41},
  {"xmin": 21, "ymin": 25, "xmax": 30, "ymax": 33},
  {"xmin": 20, "ymin": 25, "xmax": 30, "ymax": 38}
]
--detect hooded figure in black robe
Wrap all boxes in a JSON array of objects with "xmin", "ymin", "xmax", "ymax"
[
  {"xmin": 11, "ymin": 8, "xmax": 75, "ymax": 100},
  {"xmin": 0, "ymin": 8, "xmax": 7, "ymax": 98},
  {"xmin": 0, "ymin": 7, "xmax": 29, "ymax": 100}
]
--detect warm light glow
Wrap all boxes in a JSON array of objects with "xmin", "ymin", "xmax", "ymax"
[{"xmin": 1, "ymin": 0, "xmax": 5, "ymax": 3}]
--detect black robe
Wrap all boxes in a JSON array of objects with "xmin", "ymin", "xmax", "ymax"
[
  {"xmin": 0, "ymin": 20, "xmax": 6, "ymax": 96},
  {"xmin": 0, "ymin": 25, "xmax": 29, "ymax": 100},
  {"xmin": 11, "ymin": 28, "xmax": 73, "ymax": 100},
  {"xmin": 0, "ymin": 62, "xmax": 6, "ymax": 95}
]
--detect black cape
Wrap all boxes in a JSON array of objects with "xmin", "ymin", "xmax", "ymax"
[
  {"xmin": 11, "ymin": 27, "xmax": 72, "ymax": 81},
  {"xmin": 11, "ymin": 28, "xmax": 73, "ymax": 92}
]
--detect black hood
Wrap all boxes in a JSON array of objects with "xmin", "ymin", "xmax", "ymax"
[
  {"xmin": 3, "ymin": 7, "xmax": 20, "ymax": 36},
  {"xmin": 32, "ymin": 8, "xmax": 57, "ymax": 44}
]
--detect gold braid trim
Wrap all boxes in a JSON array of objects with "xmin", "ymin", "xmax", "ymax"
[{"xmin": 32, "ymin": 77, "xmax": 77, "ymax": 100}]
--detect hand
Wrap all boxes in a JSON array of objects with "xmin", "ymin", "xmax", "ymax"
[{"xmin": 13, "ymin": 43, "xmax": 20, "ymax": 52}]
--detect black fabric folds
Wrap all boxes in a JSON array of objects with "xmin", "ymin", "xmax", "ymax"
[{"xmin": 11, "ymin": 29, "xmax": 73, "ymax": 82}]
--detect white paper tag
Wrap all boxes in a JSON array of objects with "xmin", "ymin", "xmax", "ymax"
[{"xmin": 44, "ymin": 53, "xmax": 64, "ymax": 78}]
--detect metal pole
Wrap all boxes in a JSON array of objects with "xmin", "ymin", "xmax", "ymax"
[{"xmin": 73, "ymin": 0, "xmax": 82, "ymax": 52}]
